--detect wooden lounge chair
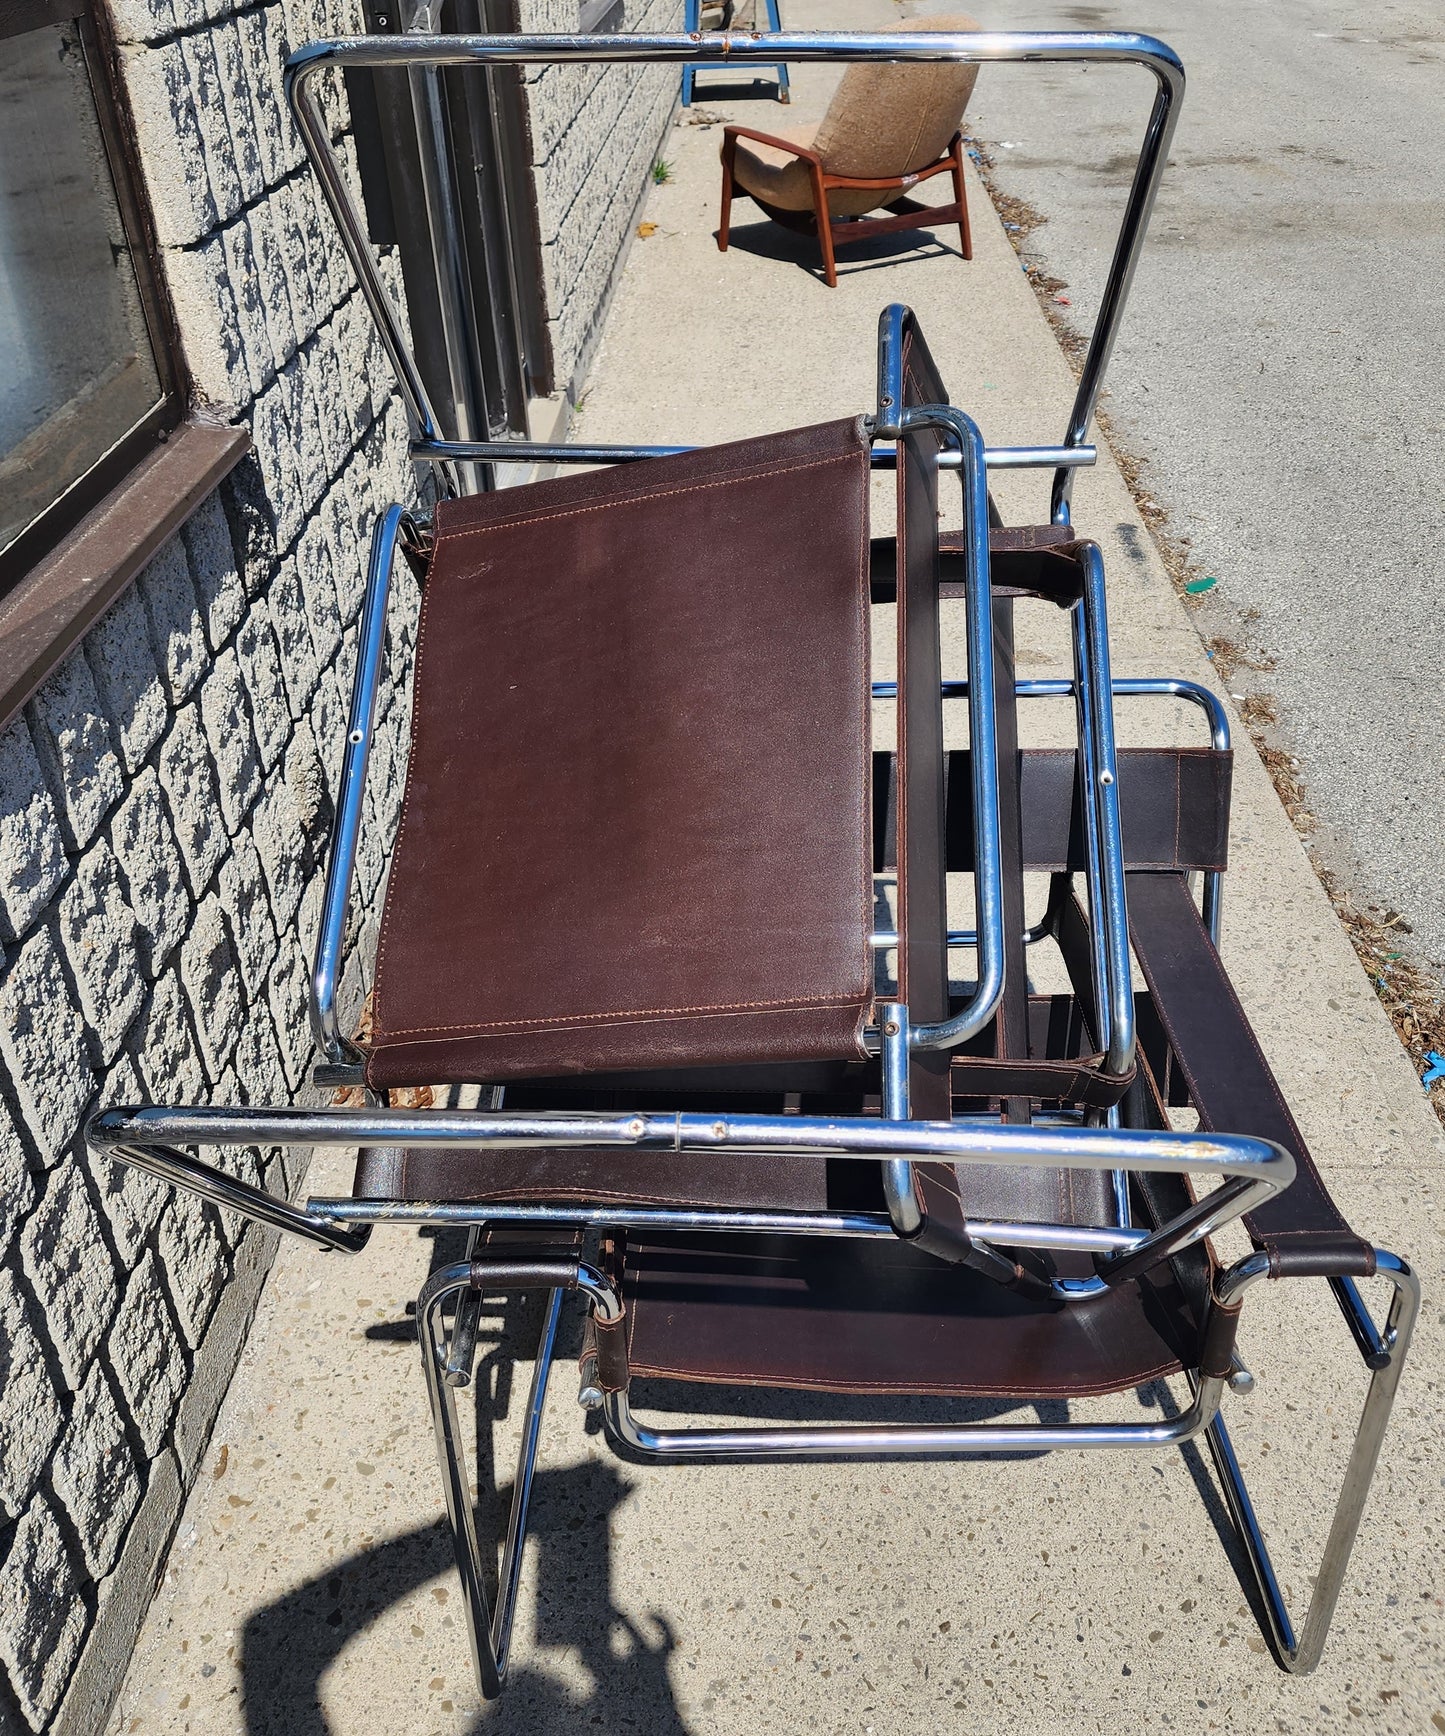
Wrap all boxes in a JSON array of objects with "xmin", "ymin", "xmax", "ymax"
[{"xmin": 718, "ymin": 15, "xmax": 979, "ymax": 286}]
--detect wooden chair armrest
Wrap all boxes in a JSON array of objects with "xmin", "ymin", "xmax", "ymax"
[{"xmin": 722, "ymin": 123, "xmax": 823, "ymax": 165}]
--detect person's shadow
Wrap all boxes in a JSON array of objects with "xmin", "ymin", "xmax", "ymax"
[{"xmin": 238, "ymin": 1275, "xmax": 692, "ymax": 1734}]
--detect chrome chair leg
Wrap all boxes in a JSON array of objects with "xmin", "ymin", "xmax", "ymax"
[
  {"xmin": 419, "ymin": 1264, "xmax": 563, "ymax": 1698},
  {"xmin": 443, "ymin": 1225, "xmax": 486, "ymax": 1387},
  {"xmin": 1204, "ymin": 1250, "xmax": 1419, "ymax": 1673}
]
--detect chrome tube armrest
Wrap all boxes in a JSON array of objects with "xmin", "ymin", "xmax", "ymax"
[
  {"xmin": 309, "ymin": 503, "xmax": 415, "ymax": 1064},
  {"xmin": 89, "ymin": 1105, "xmax": 1291, "ymax": 1285},
  {"xmin": 86, "ymin": 1111, "xmax": 371, "ymax": 1253}
]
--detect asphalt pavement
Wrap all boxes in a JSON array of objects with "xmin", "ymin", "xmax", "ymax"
[{"xmin": 960, "ymin": 0, "xmax": 1445, "ymax": 964}]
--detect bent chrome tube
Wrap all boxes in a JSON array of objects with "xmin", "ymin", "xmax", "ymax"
[
  {"xmin": 412, "ymin": 437, "xmax": 1098, "ymax": 472},
  {"xmin": 1076, "ymin": 544, "xmax": 1135, "ymax": 1078},
  {"xmin": 871, "ymin": 672, "xmax": 1231, "ymax": 747},
  {"xmin": 419, "ymin": 1264, "xmax": 567, "ymax": 1696},
  {"xmin": 1206, "ymin": 1248, "xmax": 1418, "ymax": 1673},
  {"xmin": 604, "ymin": 1371, "xmax": 1227, "ymax": 1460},
  {"xmin": 311, "ymin": 504, "xmax": 410, "ymax": 1063},
  {"xmin": 88, "ymin": 1105, "xmax": 1293, "ymax": 1285},
  {"xmin": 285, "ymin": 31, "xmax": 1182, "ymax": 500},
  {"xmin": 874, "ymin": 671, "xmax": 1232, "ymax": 945},
  {"xmin": 899, "ymin": 401, "xmax": 1006, "ymax": 1052},
  {"xmin": 304, "ymin": 1199, "xmax": 1149, "ymax": 1254},
  {"xmin": 98, "ymin": 1138, "xmax": 371, "ymax": 1253},
  {"xmin": 878, "ymin": 1003, "xmax": 923, "ymax": 1236}
]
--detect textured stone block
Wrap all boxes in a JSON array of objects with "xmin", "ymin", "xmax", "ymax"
[
  {"xmin": 27, "ymin": 653, "xmax": 123, "ymax": 855},
  {"xmin": 332, "ymin": 294, "xmax": 374, "ymax": 447},
  {"xmin": 251, "ymin": 785, "xmax": 304, "ymax": 936},
  {"xmin": 219, "ymin": 452, "xmax": 279, "ymax": 597},
  {"xmin": 0, "ymin": 1494, "xmax": 89, "ymax": 1729},
  {"xmin": 322, "ymin": 487, "xmax": 364, "ymax": 627},
  {"xmin": 266, "ymin": 925, "xmax": 314, "ymax": 1090},
  {"xmin": 178, "ymin": 894, "xmax": 243, "ymax": 1081},
  {"xmin": 0, "ymin": 926, "xmax": 93, "ymax": 1159},
  {"xmin": 250, "ymin": 369, "xmax": 304, "ymax": 550},
  {"xmin": 218, "ymin": 828, "xmax": 278, "ymax": 991},
  {"xmin": 247, "ymin": 11, "xmax": 294, "ymax": 178},
  {"xmin": 294, "ymin": 356, "xmax": 330, "ymax": 500},
  {"xmin": 56, "ymin": 842, "xmax": 145, "ymax": 1065},
  {"xmin": 220, "ymin": 215, "xmax": 277, "ymax": 399},
  {"xmin": 178, "ymin": 31, "xmax": 244, "ymax": 230},
  {"xmin": 0, "ymin": 720, "xmax": 66, "ymax": 944},
  {"xmin": 366, "ymin": 699, "xmax": 403, "ymax": 845},
  {"xmin": 266, "ymin": 557, "xmax": 320, "ymax": 718},
  {"xmin": 118, "ymin": 43, "xmax": 217, "ymax": 247},
  {"xmin": 156, "ymin": 706, "xmax": 227, "ymax": 897},
  {"xmin": 93, "ymin": 1054, "xmax": 167, "ymax": 1267},
  {"xmin": 106, "ymin": 0, "xmax": 175, "ymax": 45},
  {"xmin": 249, "ymin": 192, "xmax": 299, "ymax": 376},
  {"xmin": 355, "ymin": 775, "xmax": 385, "ymax": 906},
  {"xmin": 364, "ymin": 300, "xmax": 394, "ymax": 424},
  {"xmin": 132, "ymin": 972, "xmax": 207, "ymax": 1107},
  {"xmin": 295, "ymin": 518, "xmax": 341, "ymax": 667},
  {"xmin": 234, "ymin": 602, "xmax": 290, "ymax": 771},
  {"xmin": 310, "ymin": 335, "xmax": 349, "ymax": 479},
  {"xmin": 139, "ymin": 536, "xmax": 208, "ymax": 707},
  {"xmin": 232, "ymin": 1001, "xmax": 288, "ymax": 1106},
  {"xmin": 0, "ymin": 1103, "xmax": 32, "ymax": 1266},
  {"xmin": 157, "ymin": 1190, "xmax": 228, "ymax": 1349},
  {"xmin": 263, "ymin": 11, "xmax": 306, "ymax": 172},
  {"xmin": 162, "ymin": 233, "xmax": 248, "ymax": 409},
  {"xmin": 182, "ymin": 491, "xmax": 246, "ymax": 653},
  {"xmin": 311, "ymin": 662, "xmax": 346, "ymax": 805},
  {"xmin": 108, "ymin": 1250, "xmax": 187, "ymax": 1458},
  {"xmin": 52, "ymin": 1360, "xmax": 142, "ymax": 1579},
  {"xmin": 0, "ymin": 1267, "xmax": 64, "ymax": 1523},
  {"xmin": 199, "ymin": 648, "xmax": 263, "ymax": 832},
  {"xmin": 212, "ymin": 17, "xmax": 266, "ymax": 206},
  {"xmin": 82, "ymin": 584, "xmax": 168, "ymax": 776},
  {"xmin": 274, "ymin": 175, "xmax": 326, "ymax": 352},
  {"xmin": 20, "ymin": 1161, "xmax": 120, "ymax": 1389},
  {"xmin": 108, "ymin": 766, "xmax": 190, "ymax": 973},
  {"xmin": 286, "ymin": 719, "xmax": 332, "ymax": 847}
]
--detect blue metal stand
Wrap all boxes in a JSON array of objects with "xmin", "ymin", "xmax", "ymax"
[{"xmin": 682, "ymin": 0, "xmax": 791, "ymax": 105}]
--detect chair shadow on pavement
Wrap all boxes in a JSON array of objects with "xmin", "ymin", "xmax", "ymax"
[
  {"xmin": 237, "ymin": 1468, "xmax": 688, "ymax": 1735},
  {"xmin": 238, "ymin": 1273, "xmax": 693, "ymax": 1735},
  {"xmin": 716, "ymin": 214, "xmax": 964, "ymax": 283}
]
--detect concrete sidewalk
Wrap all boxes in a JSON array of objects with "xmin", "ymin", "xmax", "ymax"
[{"xmin": 107, "ymin": 9, "xmax": 1445, "ymax": 1734}]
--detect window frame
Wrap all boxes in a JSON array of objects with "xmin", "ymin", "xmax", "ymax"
[{"xmin": 0, "ymin": 0, "xmax": 190, "ymax": 596}]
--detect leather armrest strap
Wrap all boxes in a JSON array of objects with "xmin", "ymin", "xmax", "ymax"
[{"xmin": 1126, "ymin": 870, "xmax": 1374, "ymax": 1279}]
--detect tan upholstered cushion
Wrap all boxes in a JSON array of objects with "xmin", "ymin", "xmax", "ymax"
[
  {"xmin": 730, "ymin": 123, "xmax": 888, "ymax": 219},
  {"xmin": 727, "ymin": 15, "xmax": 980, "ymax": 219},
  {"xmin": 815, "ymin": 15, "xmax": 981, "ymax": 178}
]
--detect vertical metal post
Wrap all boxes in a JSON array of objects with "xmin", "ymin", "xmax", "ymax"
[
  {"xmin": 404, "ymin": 1, "xmax": 490, "ymax": 494},
  {"xmin": 880, "ymin": 1003, "xmax": 923, "ymax": 1236},
  {"xmin": 311, "ymin": 505, "xmax": 407, "ymax": 1059}
]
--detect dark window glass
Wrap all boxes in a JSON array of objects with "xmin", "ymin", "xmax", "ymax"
[{"xmin": 0, "ymin": 4, "xmax": 183, "ymax": 581}]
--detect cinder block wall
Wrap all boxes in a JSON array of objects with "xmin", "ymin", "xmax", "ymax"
[
  {"xmin": 0, "ymin": 1, "xmax": 419, "ymax": 1729},
  {"xmin": 520, "ymin": 0, "xmax": 681, "ymax": 390},
  {"xmin": 0, "ymin": 3, "xmax": 671, "ymax": 1729}
]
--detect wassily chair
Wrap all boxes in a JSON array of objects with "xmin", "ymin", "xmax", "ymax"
[{"xmin": 87, "ymin": 29, "xmax": 1417, "ymax": 1704}]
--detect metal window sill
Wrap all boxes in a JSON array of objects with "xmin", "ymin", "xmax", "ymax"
[{"xmin": 0, "ymin": 418, "xmax": 252, "ymax": 735}]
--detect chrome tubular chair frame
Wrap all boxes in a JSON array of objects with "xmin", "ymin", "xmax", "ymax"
[
  {"xmin": 85, "ymin": 1102, "xmax": 1415, "ymax": 1695},
  {"xmin": 281, "ymin": 30, "xmax": 1183, "ymax": 514},
  {"xmin": 408, "ymin": 1240, "xmax": 1419, "ymax": 1695},
  {"xmin": 76, "ymin": 27, "xmax": 1418, "ymax": 1703}
]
